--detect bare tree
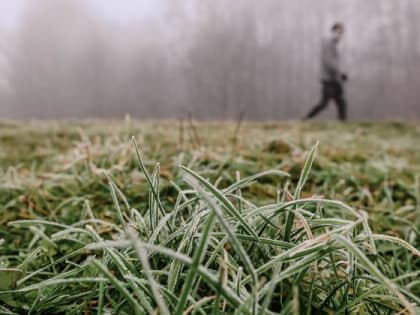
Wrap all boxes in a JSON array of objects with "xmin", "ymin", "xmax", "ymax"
[{"xmin": 183, "ymin": 0, "xmax": 258, "ymax": 120}]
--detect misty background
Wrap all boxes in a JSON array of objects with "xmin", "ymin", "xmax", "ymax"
[{"xmin": 0, "ymin": 0, "xmax": 419, "ymax": 120}]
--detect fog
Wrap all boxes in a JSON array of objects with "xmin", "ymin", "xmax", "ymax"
[{"xmin": 0, "ymin": 0, "xmax": 419, "ymax": 120}]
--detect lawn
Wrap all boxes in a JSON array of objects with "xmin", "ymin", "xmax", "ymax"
[{"xmin": 0, "ymin": 120, "xmax": 419, "ymax": 314}]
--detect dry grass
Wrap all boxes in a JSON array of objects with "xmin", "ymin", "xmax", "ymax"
[{"xmin": 0, "ymin": 120, "xmax": 419, "ymax": 314}]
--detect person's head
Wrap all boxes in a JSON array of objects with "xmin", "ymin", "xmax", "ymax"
[{"xmin": 331, "ymin": 22, "xmax": 345, "ymax": 42}]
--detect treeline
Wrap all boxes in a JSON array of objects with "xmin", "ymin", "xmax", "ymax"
[{"xmin": 1, "ymin": 0, "xmax": 419, "ymax": 120}]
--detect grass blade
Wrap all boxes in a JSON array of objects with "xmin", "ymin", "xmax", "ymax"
[{"xmin": 180, "ymin": 165, "xmax": 259, "ymax": 241}]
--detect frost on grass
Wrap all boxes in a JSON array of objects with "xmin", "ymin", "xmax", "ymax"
[{"xmin": 0, "ymin": 122, "xmax": 419, "ymax": 314}]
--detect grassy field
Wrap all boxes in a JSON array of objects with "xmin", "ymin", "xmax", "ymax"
[{"xmin": 0, "ymin": 120, "xmax": 419, "ymax": 314}]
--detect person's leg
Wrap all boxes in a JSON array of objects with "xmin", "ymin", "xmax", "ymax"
[
  {"xmin": 306, "ymin": 83, "xmax": 332, "ymax": 119},
  {"xmin": 336, "ymin": 97, "xmax": 347, "ymax": 121},
  {"xmin": 332, "ymin": 83, "xmax": 347, "ymax": 121}
]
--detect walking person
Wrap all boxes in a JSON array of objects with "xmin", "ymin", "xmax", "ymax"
[{"xmin": 306, "ymin": 22, "xmax": 348, "ymax": 121}]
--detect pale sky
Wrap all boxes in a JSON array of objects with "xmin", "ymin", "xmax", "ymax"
[
  {"xmin": 88, "ymin": 0, "xmax": 165, "ymax": 22},
  {"xmin": 0, "ymin": 0, "xmax": 25, "ymax": 31},
  {"xmin": 0, "ymin": 0, "xmax": 164, "ymax": 31}
]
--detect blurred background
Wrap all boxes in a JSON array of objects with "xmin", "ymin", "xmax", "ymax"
[{"xmin": 0, "ymin": 0, "xmax": 419, "ymax": 120}]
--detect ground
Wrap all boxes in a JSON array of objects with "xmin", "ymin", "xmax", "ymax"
[{"xmin": 0, "ymin": 120, "xmax": 419, "ymax": 314}]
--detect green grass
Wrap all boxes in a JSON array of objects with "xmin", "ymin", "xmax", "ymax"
[{"xmin": 0, "ymin": 120, "xmax": 419, "ymax": 314}]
